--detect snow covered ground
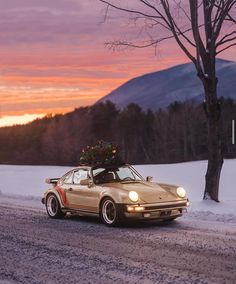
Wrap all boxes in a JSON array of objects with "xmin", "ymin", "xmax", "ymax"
[
  {"xmin": 136, "ymin": 159, "xmax": 236, "ymax": 217},
  {"xmin": 0, "ymin": 160, "xmax": 235, "ymax": 220}
]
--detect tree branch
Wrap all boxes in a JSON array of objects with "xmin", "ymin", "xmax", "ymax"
[
  {"xmin": 226, "ymin": 12, "xmax": 236, "ymax": 23},
  {"xmin": 159, "ymin": 0, "xmax": 197, "ymax": 65},
  {"xmin": 105, "ymin": 35, "xmax": 174, "ymax": 50},
  {"xmin": 213, "ymin": 0, "xmax": 235, "ymax": 41},
  {"xmin": 217, "ymin": 41, "xmax": 236, "ymax": 54},
  {"xmin": 174, "ymin": 0, "xmax": 192, "ymax": 22},
  {"xmin": 188, "ymin": 0, "xmax": 206, "ymax": 75},
  {"xmin": 216, "ymin": 31, "xmax": 236, "ymax": 46},
  {"xmin": 99, "ymin": 0, "xmax": 162, "ymax": 19},
  {"xmin": 105, "ymin": 24, "xmax": 199, "ymax": 50}
]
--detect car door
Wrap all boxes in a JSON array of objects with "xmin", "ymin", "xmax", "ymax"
[{"xmin": 65, "ymin": 168, "xmax": 100, "ymax": 213}]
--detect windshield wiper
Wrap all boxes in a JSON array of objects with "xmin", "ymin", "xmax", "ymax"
[{"xmin": 121, "ymin": 179, "xmax": 141, "ymax": 183}]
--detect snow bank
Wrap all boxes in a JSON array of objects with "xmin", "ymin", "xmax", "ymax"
[
  {"xmin": 135, "ymin": 159, "xmax": 236, "ymax": 216},
  {"xmin": 0, "ymin": 160, "xmax": 235, "ymax": 217},
  {"xmin": 0, "ymin": 165, "xmax": 72, "ymax": 197}
]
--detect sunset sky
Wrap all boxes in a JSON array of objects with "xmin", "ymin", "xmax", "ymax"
[{"xmin": 0, "ymin": 0, "xmax": 235, "ymax": 127}]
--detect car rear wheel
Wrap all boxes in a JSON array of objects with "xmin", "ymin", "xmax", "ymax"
[
  {"xmin": 46, "ymin": 194, "xmax": 65, "ymax": 219},
  {"xmin": 101, "ymin": 198, "xmax": 121, "ymax": 226}
]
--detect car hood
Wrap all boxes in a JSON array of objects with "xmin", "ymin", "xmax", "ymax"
[{"xmin": 103, "ymin": 181, "xmax": 180, "ymax": 203}]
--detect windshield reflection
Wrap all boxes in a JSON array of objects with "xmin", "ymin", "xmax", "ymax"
[{"xmin": 92, "ymin": 166, "xmax": 143, "ymax": 184}]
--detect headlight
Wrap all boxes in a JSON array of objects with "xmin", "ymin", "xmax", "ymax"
[
  {"xmin": 129, "ymin": 191, "xmax": 139, "ymax": 202},
  {"xmin": 177, "ymin": 187, "xmax": 186, "ymax": 198}
]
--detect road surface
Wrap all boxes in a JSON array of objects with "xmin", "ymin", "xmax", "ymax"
[{"xmin": 0, "ymin": 204, "xmax": 236, "ymax": 284}]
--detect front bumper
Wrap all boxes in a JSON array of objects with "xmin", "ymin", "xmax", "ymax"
[
  {"xmin": 119, "ymin": 200, "xmax": 188, "ymax": 220},
  {"xmin": 41, "ymin": 197, "xmax": 45, "ymax": 205}
]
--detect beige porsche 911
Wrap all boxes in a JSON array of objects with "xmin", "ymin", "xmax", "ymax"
[{"xmin": 42, "ymin": 164, "xmax": 189, "ymax": 226}]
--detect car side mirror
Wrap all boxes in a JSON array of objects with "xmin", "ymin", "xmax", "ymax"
[
  {"xmin": 80, "ymin": 179, "xmax": 93, "ymax": 187},
  {"xmin": 146, "ymin": 176, "xmax": 153, "ymax": 182}
]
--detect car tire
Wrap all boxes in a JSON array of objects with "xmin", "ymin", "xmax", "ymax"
[
  {"xmin": 46, "ymin": 194, "xmax": 65, "ymax": 219},
  {"xmin": 100, "ymin": 198, "xmax": 121, "ymax": 226}
]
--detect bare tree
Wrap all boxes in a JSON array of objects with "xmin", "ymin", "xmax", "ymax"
[{"xmin": 98, "ymin": 0, "xmax": 236, "ymax": 202}]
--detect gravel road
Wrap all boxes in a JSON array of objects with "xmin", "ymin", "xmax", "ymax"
[{"xmin": 0, "ymin": 204, "xmax": 236, "ymax": 284}]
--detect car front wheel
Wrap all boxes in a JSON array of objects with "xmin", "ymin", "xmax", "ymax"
[
  {"xmin": 101, "ymin": 198, "xmax": 121, "ymax": 226},
  {"xmin": 46, "ymin": 194, "xmax": 65, "ymax": 219}
]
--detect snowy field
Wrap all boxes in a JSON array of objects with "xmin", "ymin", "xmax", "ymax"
[{"xmin": 0, "ymin": 159, "xmax": 235, "ymax": 219}]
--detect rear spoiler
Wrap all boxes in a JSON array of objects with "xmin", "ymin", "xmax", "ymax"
[{"xmin": 45, "ymin": 178, "xmax": 59, "ymax": 185}]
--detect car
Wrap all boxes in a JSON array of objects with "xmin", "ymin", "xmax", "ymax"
[{"xmin": 42, "ymin": 164, "xmax": 189, "ymax": 226}]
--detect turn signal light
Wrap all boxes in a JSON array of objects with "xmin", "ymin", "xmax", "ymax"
[
  {"xmin": 127, "ymin": 206, "xmax": 145, "ymax": 212},
  {"xmin": 135, "ymin": 206, "xmax": 145, "ymax": 212}
]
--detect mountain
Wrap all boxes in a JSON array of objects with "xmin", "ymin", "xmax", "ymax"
[{"xmin": 98, "ymin": 58, "xmax": 236, "ymax": 110}]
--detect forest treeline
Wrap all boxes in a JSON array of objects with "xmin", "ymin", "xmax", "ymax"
[{"xmin": 0, "ymin": 99, "xmax": 235, "ymax": 166}]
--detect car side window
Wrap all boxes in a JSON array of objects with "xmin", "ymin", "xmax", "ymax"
[
  {"xmin": 73, "ymin": 169, "xmax": 89, "ymax": 185},
  {"xmin": 63, "ymin": 171, "xmax": 74, "ymax": 184}
]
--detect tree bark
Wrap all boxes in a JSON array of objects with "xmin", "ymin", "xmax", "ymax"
[{"xmin": 203, "ymin": 79, "xmax": 224, "ymax": 202}]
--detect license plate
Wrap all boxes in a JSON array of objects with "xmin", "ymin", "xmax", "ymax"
[{"xmin": 161, "ymin": 211, "xmax": 171, "ymax": 216}]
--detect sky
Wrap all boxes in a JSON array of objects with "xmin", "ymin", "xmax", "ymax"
[{"xmin": 0, "ymin": 0, "xmax": 235, "ymax": 127}]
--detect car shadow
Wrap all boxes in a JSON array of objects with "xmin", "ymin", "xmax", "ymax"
[
  {"xmin": 65, "ymin": 214, "xmax": 102, "ymax": 225},
  {"xmin": 65, "ymin": 213, "xmax": 179, "ymax": 229}
]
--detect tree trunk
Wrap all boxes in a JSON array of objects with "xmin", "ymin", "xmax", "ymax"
[{"xmin": 203, "ymin": 80, "xmax": 224, "ymax": 202}]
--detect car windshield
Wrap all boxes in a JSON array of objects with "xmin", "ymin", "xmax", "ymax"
[{"xmin": 92, "ymin": 166, "xmax": 143, "ymax": 184}]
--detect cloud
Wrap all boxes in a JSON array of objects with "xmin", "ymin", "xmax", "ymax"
[
  {"xmin": 0, "ymin": 0, "xmax": 234, "ymax": 123},
  {"xmin": 0, "ymin": 0, "xmax": 81, "ymax": 12},
  {"xmin": 0, "ymin": 0, "xmax": 135, "ymax": 48}
]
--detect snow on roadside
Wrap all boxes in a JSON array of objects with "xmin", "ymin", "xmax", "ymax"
[
  {"xmin": 0, "ymin": 164, "xmax": 72, "ymax": 197},
  {"xmin": 0, "ymin": 165, "xmax": 72, "ymax": 211},
  {"xmin": 0, "ymin": 160, "xmax": 235, "ymax": 221},
  {"xmin": 135, "ymin": 159, "xmax": 236, "ymax": 218}
]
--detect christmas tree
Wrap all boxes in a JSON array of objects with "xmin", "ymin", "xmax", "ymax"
[{"xmin": 80, "ymin": 141, "xmax": 124, "ymax": 166}]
